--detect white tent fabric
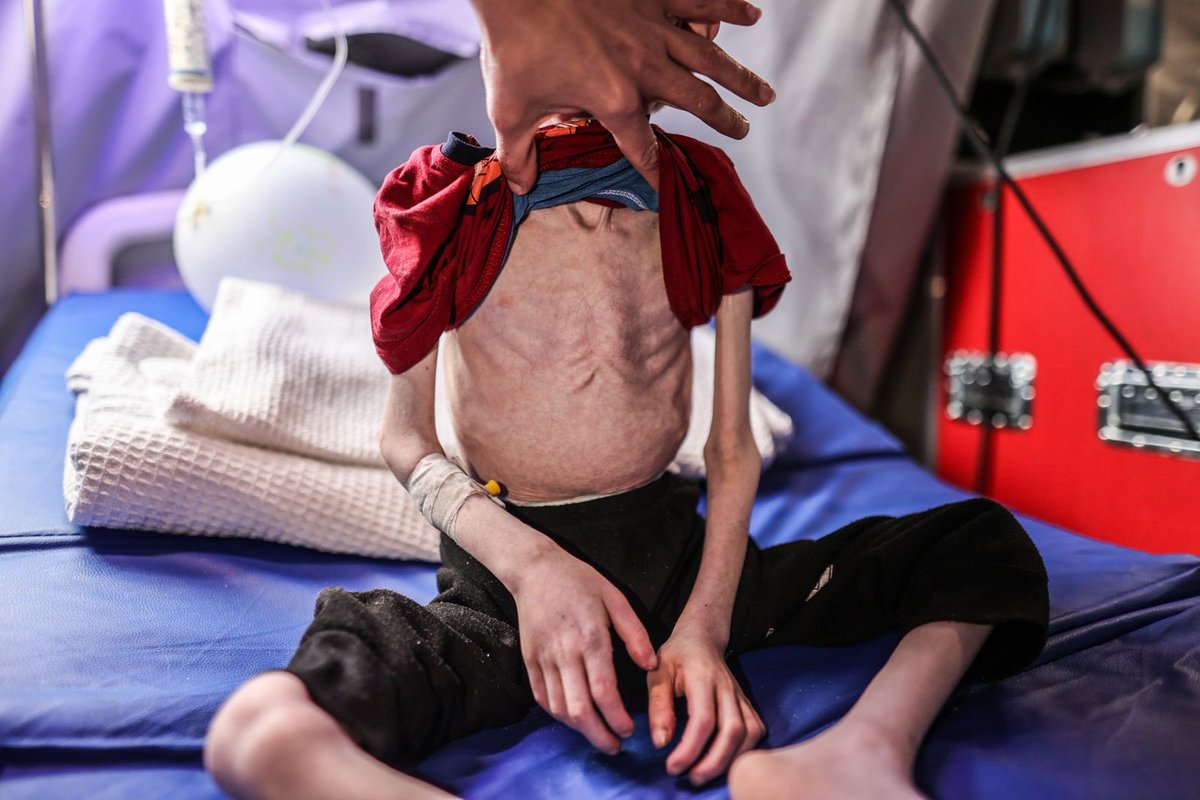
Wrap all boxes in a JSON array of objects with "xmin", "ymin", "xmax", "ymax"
[
  {"xmin": 832, "ymin": 0, "xmax": 996, "ymax": 410},
  {"xmin": 0, "ymin": 0, "xmax": 489, "ymax": 371},
  {"xmin": 655, "ymin": 0, "xmax": 905, "ymax": 376},
  {"xmin": 657, "ymin": 0, "xmax": 994, "ymax": 380}
]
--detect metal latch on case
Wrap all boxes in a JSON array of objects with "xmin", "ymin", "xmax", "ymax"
[
  {"xmin": 1096, "ymin": 361, "xmax": 1200, "ymax": 459},
  {"xmin": 944, "ymin": 351, "xmax": 1036, "ymax": 430}
]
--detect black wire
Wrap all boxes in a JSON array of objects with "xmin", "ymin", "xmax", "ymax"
[
  {"xmin": 994, "ymin": 75, "xmax": 1033, "ymax": 159},
  {"xmin": 987, "ymin": 182, "xmax": 1005, "ymax": 358},
  {"xmin": 976, "ymin": 0, "xmax": 1047, "ymax": 495},
  {"xmin": 974, "ymin": 124, "xmax": 1010, "ymax": 496},
  {"xmin": 973, "ymin": 211, "xmax": 1000, "ymax": 494},
  {"xmin": 887, "ymin": 0, "xmax": 1200, "ymax": 443}
]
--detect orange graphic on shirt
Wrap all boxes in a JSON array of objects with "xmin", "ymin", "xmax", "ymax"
[
  {"xmin": 466, "ymin": 119, "xmax": 598, "ymax": 206},
  {"xmin": 468, "ymin": 158, "xmax": 504, "ymax": 206}
]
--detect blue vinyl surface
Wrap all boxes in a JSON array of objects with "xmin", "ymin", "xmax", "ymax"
[{"xmin": 1, "ymin": 291, "xmax": 1198, "ymax": 799}]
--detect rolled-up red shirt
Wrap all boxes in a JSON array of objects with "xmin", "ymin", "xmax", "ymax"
[{"xmin": 370, "ymin": 119, "xmax": 790, "ymax": 374}]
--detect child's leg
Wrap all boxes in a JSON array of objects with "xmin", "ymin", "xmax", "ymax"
[
  {"xmin": 205, "ymin": 671, "xmax": 458, "ymax": 800},
  {"xmin": 721, "ymin": 498, "xmax": 1048, "ymax": 798},
  {"xmin": 728, "ymin": 620, "xmax": 991, "ymax": 800},
  {"xmin": 204, "ymin": 575, "xmax": 532, "ymax": 800}
]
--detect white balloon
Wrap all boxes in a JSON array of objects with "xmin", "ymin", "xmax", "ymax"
[{"xmin": 174, "ymin": 141, "xmax": 385, "ymax": 311}]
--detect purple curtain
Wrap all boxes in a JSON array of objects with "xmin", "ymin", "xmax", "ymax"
[{"xmin": 0, "ymin": 0, "xmax": 486, "ymax": 375}]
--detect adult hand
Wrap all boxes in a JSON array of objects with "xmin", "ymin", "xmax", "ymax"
[
  {"xmin": 647, "ymin": 626, "xmax": 766, "ymax": 784},
  {"xmin": 511, "ymin": 543, "xmax": 659, "ymax": 754},
  {"xmin": 469, "ymin": 0, "xmax": 775, "ymax": 193}
]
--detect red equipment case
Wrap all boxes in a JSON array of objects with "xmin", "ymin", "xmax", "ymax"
[{"xmin": 938, "ymin": 123, "xmax": 1200, "ymax": 555}]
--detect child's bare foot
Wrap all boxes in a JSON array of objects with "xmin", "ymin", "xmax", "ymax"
[
  {"xmin": 727, "ymin": 720, "xmax": 926, "ymax": 800},
  {"xmin": 206, "ymin": 671, "xmax": 458, "ymax": 800}
]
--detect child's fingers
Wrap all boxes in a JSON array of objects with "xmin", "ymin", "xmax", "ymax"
[
  {"xmin": 561, "ymin": 659, "xmax": 621, "ymax": 754},
  {"xmin": 736, "ymin": 694, "xmax": 766, "ymax": 757},
  {"xmin": 666, "ymin": 677, "xmax": 716, "ymax": 775},
  {"xmin": 584, "ymin": 646, "xmax": 634, "ymax": 739},
  {"xmin": 646, "ymin": 665, "xmax": 677, "ymax": 748},
  {"xmin": 527, "ymin": 661, "xmax": 549, "ymax": 710},
  {"xmin": 688, "ymin": 685, "xmax": 747, "ymax": 784},
  {"xmin": 603, "ymin": 588, "xmax": 658, "ymax": 671},
  {"xmin": 541, "ymin": 661, "xmax": 567, "ymax": 719}
]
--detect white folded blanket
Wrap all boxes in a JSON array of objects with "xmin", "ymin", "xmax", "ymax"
[
  {"xmin": 162, "ymin": 278, "xmax": 793, "ymax": 477},
  {"xmin": 64, "ymin": 278, "xmax": 794, "ymax": 560},
  {"xmin": 64, "ymin": 313, "xmax": 442, "ymax": 560},
  {"xmin": 163, "ymin": 280, "xmax": 392, "ymax": 466}
]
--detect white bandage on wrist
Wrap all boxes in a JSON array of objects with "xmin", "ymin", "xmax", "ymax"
[{"xmin": 405, "ymin": 453, "xmax": 502, "ymax": 539}]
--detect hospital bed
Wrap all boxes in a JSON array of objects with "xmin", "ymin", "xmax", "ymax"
[{"xmin": 2, "ymin": 278, "xmax": 1199, "ymax": 799}]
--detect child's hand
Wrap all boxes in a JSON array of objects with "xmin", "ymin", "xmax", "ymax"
[
  {"xmin": 510, "ymin": 545, "xmax": 658, "ymax": 754},
  {"xmin": 647, "ymin": 627, "xmax": 766, "ymax": 784}
]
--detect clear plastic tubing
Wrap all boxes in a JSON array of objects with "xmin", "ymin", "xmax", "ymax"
[{"xmin": 163, "ymin": 0, "xmax": 213, "ymax": 178}]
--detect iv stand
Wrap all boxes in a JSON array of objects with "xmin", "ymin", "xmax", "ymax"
[{"xmin": 23, "ymin": 0, "xmax": 58, "ymax": 305}]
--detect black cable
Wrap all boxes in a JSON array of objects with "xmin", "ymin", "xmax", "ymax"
[
  {"xmin": 974, "ymin": 109, "xmax": 1013, "ymax": 496},
  {"xmin": 976, "ymin": 0, "xmax": 1049, "ymax": 495},
  {"xmin": 887, "ymin": 0, "xmax": 1200, "ymax": 443}
]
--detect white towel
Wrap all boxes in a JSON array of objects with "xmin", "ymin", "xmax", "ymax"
[
  {"xmin": 163, "ymin": 279, "xmax": 391, "ymax": 466},
  {"xmin": 64, "ymin": 313, "xmax": 442, "ymax": 560},
  {"xmin": 165, "ymin": 278, "xmax": 793, "ymax": 476}
]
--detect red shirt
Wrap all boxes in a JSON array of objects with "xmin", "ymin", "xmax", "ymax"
[{"xmin": 370, "ymin": 119, "xmax": 790, "ymax": 374}]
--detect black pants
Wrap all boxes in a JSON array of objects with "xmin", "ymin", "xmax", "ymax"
[{"xmin": 286, "ymin": 474, "xmax": 1048, "ymax": 767}]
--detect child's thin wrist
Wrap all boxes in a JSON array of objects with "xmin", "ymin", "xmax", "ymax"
[
  {"xmin": 673, "ymin": 606, "xmax": 733, "ymax": 650},
  {"xmin": 454, "ymin": 495, "xmax": 556, "ymax": 593}
]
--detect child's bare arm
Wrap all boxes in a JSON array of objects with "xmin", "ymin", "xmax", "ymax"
[
  {"xmin": 380, "ymin": 346, "xmax": 658, "ymax": 755},
  {"xmin": 646, "ymin": 288, "xmax": 766, "ymax": 784},
  {"xmin": 683, "ymin": 288, "xmax": 760, "ymax": 640}
]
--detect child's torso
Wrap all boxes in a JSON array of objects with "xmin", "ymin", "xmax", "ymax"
[{"xmin": 446, "ymin": 202, "xmax": 692, "ymax": 502}]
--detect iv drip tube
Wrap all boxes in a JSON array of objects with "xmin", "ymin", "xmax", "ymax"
[
  {"xmin": 176, "ymin": 0, "xmax": 348, "ymax": 200},
  {"xmin": 256, "ymin": 0, "xmax": 349, "ymax": 180},
  {"xmin": 163, "ymin": 0, "xmax": 213, "ymax": 177}
]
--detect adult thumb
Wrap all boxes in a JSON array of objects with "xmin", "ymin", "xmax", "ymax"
[{"xmin": 496, "ymin": 125, "xmax": 539, "ymax": 195}]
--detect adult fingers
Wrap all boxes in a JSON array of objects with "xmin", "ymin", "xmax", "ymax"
[
  {"xmin": 601, "ymin": 112, "xmax": 661, "ymax": 191},
  {"xmin": 561, "ymin": 659, "xmax": 621, "ymax": 754},
  {"xmin": 646, "ymin": 666, "xmax": 677, "ymax": 749},
  {"xmin": 665, "ymin": 677, "xmax": 716, "ymax": 776},
  {"xmin": 687, "ymin": 685, "xmax": 747, "ymax": 784},
  {"xmin": 666, "ymin": 26, "xmax": 775, "ymax": 108},
  {"xmin": 584, "ymin": 645, "xmax": 634, "ymax": 739},
  {"xmin": 603, "ymin": 586, "xmax": 659, "ymax": 671},
  {"xmin": 682, "ymin": 20, "xmax": 721, "ymax": 41},
  {"xmin": 495, "ymin": 126, "xmax": 539, "ymax": 195},
  {"xmin": 652, "ymin": 64, "xmax": 750, "ymax": 141},
  {"xmin": 664, "ymin": 0, "xmax": 762, "ymax": 26}
]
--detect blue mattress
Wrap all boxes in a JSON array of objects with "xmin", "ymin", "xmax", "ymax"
[{"xmin": 2, "ymin": 291, "xmax": 1198, "ymax": 799}]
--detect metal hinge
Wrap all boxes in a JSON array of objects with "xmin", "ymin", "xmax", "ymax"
[
  {"xmin": 944, "ymin": 351, "xmax": 1036, "ymax": 430},
  {"xmin": 1096, "ymin": 361, "xmax": 1200, "ymax": 459}
]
